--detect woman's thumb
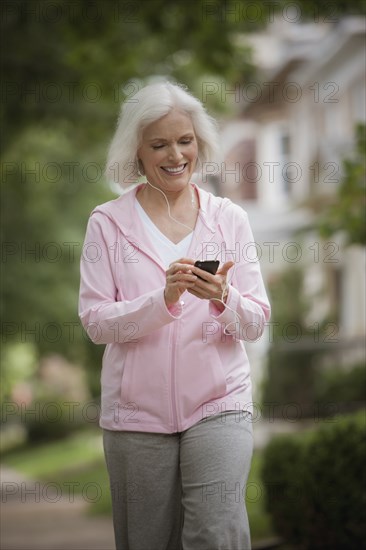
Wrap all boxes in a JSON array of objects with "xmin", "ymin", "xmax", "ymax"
[{"xmin": 218, "ymin": 261, "xmax": 235, "ymax": 275}]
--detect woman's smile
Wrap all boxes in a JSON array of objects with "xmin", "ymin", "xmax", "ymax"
[{"xmin": 161, "ymin": 163, "xmax": 187, "ymax": 175}]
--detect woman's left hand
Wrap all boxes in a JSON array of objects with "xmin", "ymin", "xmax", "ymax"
[{"xmin": 188, "ymin": 261, "xmax": 234, "ymax": 309}]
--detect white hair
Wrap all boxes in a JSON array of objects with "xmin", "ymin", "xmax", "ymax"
[{"xmin": 105, "ymin": 81, "xmax": 219, "ymax": 187}]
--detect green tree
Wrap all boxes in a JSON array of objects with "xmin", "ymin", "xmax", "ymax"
[
  {"xmin": 2, "ymin": 0, "xmax": 365, "ymax": 399},
  {"xmin": 318, "ymin": 124, "xmax": 366, "ymax": 246}
]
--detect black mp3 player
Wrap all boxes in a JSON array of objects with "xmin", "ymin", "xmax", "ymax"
[{"xmin": 194, "ymin": 260, "xmax": 219, "ymax": 279}]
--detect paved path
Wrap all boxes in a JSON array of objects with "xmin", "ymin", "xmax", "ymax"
[{"xmin": 1, "ymin": 466, "xmax": 115, "ymax": 550}]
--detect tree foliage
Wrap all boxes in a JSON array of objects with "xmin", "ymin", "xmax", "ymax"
[
  {"xmin": 1, "ymin": 0, "xmax": 365, "ymax": 397},
  {"xmin": 318, "ymin": 124, "xmax": 366, "ymax": 246}
]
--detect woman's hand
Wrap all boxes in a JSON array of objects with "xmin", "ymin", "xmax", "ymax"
[
  {"xmin": 188, "ymin": 261, "xmax": 235, "ymax": 311},
  {"xmin": 164, "ymin": 258, "xmax": 198, "ymax": 308}
]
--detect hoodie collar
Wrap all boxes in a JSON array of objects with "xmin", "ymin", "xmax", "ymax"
[
  {"xmin": 91, "ymin": 183, "xmax": 225, "ymax": 269},
  {"xmin": 92, "ymin": 183, "xmax": 219, "ymax": 237}
]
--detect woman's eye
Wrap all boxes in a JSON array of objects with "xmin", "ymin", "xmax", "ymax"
[{"xmin": 152, "ymin": 139, "xmax": 192, "ymax": 150}]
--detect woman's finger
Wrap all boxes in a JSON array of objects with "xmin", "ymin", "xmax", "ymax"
[
  {"xmin": 168, "ymin": 258, "xmax": 195, "ymax": 269},
  {"xmin": 167, "ymin": 263, "xmax": 195, "ymax": 277}
]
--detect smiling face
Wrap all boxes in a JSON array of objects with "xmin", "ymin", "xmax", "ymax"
[{"xmin": 137, "ymin": 109, "xmax": 199, "ymax": 193}]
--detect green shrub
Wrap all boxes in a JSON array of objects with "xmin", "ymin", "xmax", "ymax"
[
  {"xmin": 23, "ymin": 396, "xmax": 87, "ymax": 443},
  {"xmin": 261, "ymin": 411, "xmax": 366, "ymax": 549},
  {"xmin": 262, "ymin": 361, "xmax": 366, "ymax": 419},
  {"xmin": 263, "ymin": 346, "xmax": 322, "ymax": 410},
  {"xmin": 314, "ymin": 363, "xmax": 366, "ymax": 406}
]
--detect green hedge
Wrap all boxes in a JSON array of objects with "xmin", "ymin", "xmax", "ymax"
[
  {"xmin": 261, "ymin": 411, "xmax": 366, "ymax": 549},
  {"xmin": 23, "ymin": 396, "xmax": 88, "ymax": 443},
  {"xmin": 314, "ymin": 363, "xmax": 366, "ymax": 406},
  {"xmin": 262, "ymin": 361, "xmax": 366, "ymax": 418}
]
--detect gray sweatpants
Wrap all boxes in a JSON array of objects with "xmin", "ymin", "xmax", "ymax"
[{"xmin": 103, "ymin": 410, "xmax": 253, "ymax": 550}]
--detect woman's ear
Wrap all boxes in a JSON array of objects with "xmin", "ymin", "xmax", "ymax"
[{"xmin": 137, "ymin": 159, "xmax": 145, "ymax": 176}]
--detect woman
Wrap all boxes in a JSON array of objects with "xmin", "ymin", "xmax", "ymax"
[{"xmin": 78, "ymin": 81, "xmax": 270, "ymax": 550}]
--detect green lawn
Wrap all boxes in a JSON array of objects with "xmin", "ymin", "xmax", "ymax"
[
  {"xmin": 2, "ymin": 428, "xmax": 274, "ymax": 539},
  {"xmin": 3, "ymin": 429, "xmax": 104, "ymax": 476}
]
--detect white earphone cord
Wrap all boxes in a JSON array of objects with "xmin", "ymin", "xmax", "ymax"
[
  {"xmin": 146, "ymin": 179, "xmax": 242, "ymax": 336},
  {"xmin": 146, "ymin": 179, "xmax": 197, "ymax": 233}
]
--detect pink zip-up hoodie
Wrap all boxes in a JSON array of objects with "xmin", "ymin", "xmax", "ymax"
[{"xmin": 78, "ymin": 184, "xmax": 271, "ymax": 433}]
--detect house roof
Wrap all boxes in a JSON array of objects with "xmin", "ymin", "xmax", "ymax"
[{"xmin": 241, "ymin": 16, "xmax": 366, "ymax": 119}]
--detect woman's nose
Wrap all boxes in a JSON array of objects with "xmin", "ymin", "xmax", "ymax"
[{"xmin": 168, "ymin": 145, "xmax": 183, "ymax": 162}]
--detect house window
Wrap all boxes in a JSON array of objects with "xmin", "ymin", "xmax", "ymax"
[{"xmin": 329, "ymin": 265, "xmax": 343, "ymax": 326}]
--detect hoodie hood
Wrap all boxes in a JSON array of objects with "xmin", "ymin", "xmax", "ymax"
[{"xmin": 90, "ymin": 183, "xmax": 230, "ymax": 238}]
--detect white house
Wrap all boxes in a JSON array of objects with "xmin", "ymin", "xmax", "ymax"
[{"xmin": 218, "ymin": 16, "xmax": 366, "ymax": 396}]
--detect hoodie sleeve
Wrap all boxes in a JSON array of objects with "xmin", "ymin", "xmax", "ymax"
[
  {"xmin": 78, "ymin": 213, "xmax": 182, "ymax": 344},
  {"xmin": 208, "ymin": 204, "xmax": 271, "ymax": 341}
]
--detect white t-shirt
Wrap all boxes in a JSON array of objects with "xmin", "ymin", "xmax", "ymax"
[{"xmin": 135, "ymin": 199, "xmax": 193, "ymax": 268}]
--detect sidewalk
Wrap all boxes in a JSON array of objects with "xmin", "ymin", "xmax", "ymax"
[{"xmin": 1, "ymin": 466, "xmax": 115, "ymax": 550}]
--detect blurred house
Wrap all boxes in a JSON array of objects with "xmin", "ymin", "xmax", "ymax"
[{"xmin": 219, "ymin": 16, "xmax": 366, "ymax": 395}]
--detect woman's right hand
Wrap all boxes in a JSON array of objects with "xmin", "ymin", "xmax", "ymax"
[{"xmin": 164, "ymin": 258, "xmax": 197, "ymax": 307}]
